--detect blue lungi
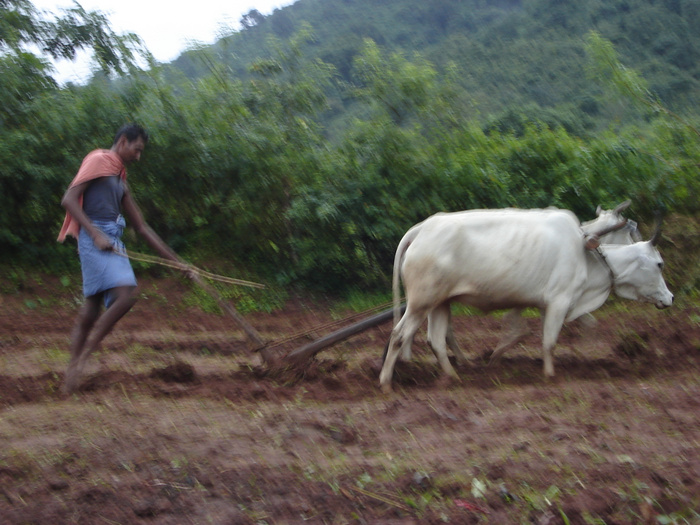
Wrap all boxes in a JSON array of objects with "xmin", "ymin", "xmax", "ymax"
[{"xmin": 78, "ymin": 215, "xmax": 137, "ymax": 308}]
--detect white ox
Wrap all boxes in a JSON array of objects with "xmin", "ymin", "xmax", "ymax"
[
  {"xmin": 379, "ymin": 207, "xmax": 673, "ymax": 392},
  {"xmin": 423, "ymin": 200, "xmax": 642, "ymax": 365}
]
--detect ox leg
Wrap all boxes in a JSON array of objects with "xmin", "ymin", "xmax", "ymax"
[
  {"xmin": 379, "ymin": 308, "xmax": 424, "ymax": 393},
  {"xmin": 399, "ymin": 329, "xmax": 414, "ymax": 362},
  {"xmin": 445, "ymin": 306, "xmax": 469, "ymax": 364},
  {"xmin": 489, "ymin": 308, "xmax": 528, "ymax": 364},
  {"xmin": 399, "ymin": 346, "xmax": 413, "ymax": 361},
  {"xmin": 541, "ymin": 303, "xmax": 568, "ymax": 377},
  {"xmin": 427, "ymin": 303, "xmax": 459, "ymax": 378}
]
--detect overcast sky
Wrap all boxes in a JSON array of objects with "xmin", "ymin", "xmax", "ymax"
[{"xmin": 31, "ymin": 0, "xmax": 294, "ymax": 83}]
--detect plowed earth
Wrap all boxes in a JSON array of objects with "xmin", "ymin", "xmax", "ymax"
[{"xmin": 0, "ymin": 274, "xmax": 698, "ymax": 524}]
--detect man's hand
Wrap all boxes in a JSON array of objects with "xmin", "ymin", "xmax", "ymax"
[
  {"xmin": 183, "ymin": 264, "xmax": 198, "ymax": 280},
  {"xmin": 93, "ymin": 233, "xmax": 114, "ymax": 251}
]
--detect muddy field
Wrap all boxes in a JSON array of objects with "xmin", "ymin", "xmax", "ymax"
[{"xmin": 0, "ymin": 274, "xmax": 698, "ymax": 524}]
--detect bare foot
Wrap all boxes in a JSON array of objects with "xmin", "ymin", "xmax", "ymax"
[{"xmin": 62, "ymin": 359, "xmax": 84, "ymax": 394}]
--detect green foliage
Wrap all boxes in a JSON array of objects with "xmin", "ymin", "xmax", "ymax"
[
  {"xmin": 171, "ymin": 0, "xmax": 700, "ymax": 133},
  {"xmin": 0, "ymin": 1, "xmax": 42, "ymax": 50},
  {"xmin": 0, "ymin": 0, "xmax": 152, "ymax": 266},
  {"xmin": 182, "ymin": 280, "xmax": 287, "ymax": 315},
  {"xmin": 1, "ymin": 0, "xmax": 146, "ymax": 79},
  {"xmin": 42, "ymin": 4, "xmax": 146, "ymax": 76},
  {"xmin": 1, "ymin": 1, "xmax": 699, "ymax": 297}
]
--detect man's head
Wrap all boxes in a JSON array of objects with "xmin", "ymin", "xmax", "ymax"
[{"xmin": 111, "ymin": 124, "xmax": 149, "ymax": 165}]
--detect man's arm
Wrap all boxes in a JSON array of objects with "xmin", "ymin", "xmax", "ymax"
[
  {"xmin": 121, "ymin": 184, "xmax": 180, "ymax": 262},
  {"xmin": 61, "ymin": 181, "xmax": 113, "ymax": 251}
]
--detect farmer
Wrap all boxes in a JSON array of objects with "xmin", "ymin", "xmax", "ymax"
[{"xmin": 58, "ymin": 124, "xmax": 187, "ymax": 393}]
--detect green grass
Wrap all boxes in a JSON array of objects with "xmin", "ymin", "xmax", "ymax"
[{"xmin": 181, "ymin": 281, "xmax": 287, "ymax": 315}]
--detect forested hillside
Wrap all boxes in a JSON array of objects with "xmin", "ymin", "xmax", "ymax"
[
  {"xmin": 1, "ymin": 0, "xmax": 699, "ymax": 297},
  {"xmin": 171, "ymin": 0, "xmax": 700, "ymax": 134}
]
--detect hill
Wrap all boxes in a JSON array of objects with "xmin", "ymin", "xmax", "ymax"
[{"xmin": 167, "ymin": 0, "xmax": 700, "ymax": 132}]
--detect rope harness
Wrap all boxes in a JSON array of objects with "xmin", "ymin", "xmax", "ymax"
[
  {"xmin": 118, "ymin": 249, "xmax": 266, "ymax": 289},
  {"xmin": 592, "ymin": 245, "xmax": 617, "ymax": 294}
]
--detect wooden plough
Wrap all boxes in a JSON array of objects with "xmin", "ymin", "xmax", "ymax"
[
  {"xmin": 197, "ymin": 280, "xmax": 405, "ymax": 365},
  {"xmin": 222, "ymin": 296, "xmax": 404, "ymax": 366},
  {"xmin": 125, "ymin": 250, "xmax": 403, "ymax": 366},
  {"xmin": 283, "ymin": 304, "xmax": 406, "ymax": 363}
]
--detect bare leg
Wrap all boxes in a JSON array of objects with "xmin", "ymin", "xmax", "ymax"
[
  {"xmin": 64, "ymin": 295, "xmax": 102, "ymax": 393},
  {"xmin": 68, "ymin": 295, "xmax": 102, "ymax": 363},
  {"xmin": 63, "ymin": 286, "xmax": 137, "ymax": 393}
]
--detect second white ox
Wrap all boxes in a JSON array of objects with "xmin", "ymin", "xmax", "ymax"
[{"xmin": 379, "ymin": 208, "xmax": 673, "ymax": 392}]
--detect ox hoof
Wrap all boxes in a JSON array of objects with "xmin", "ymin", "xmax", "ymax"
[
  {"xmin": 380, "ymin": 383, "xmax": 394, "ymax": 394},
  {"xmin": 487, "ymin": 352, "xmax": 504, "ymax": 366},
  {"xmin": 437, "ymin": 374, "xmax": 461, "ymax": 389},
  {"xmin": 442, "ymin": 369, "xmax": 461, "ymax": 382}
]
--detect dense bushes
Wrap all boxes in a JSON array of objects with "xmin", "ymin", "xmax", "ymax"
[{"xmin": 1, "ymin": 2, "xmax": 698, "ymax": 295}]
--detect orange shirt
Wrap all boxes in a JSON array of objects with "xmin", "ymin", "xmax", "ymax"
[{"xmin": 57, "ymin": 150, "xmax": 127, "ymax": 242}]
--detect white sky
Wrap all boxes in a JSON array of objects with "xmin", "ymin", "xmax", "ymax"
[{"xmin": 30, "ymin": 0, "xmax": 294, "ymax": 83}]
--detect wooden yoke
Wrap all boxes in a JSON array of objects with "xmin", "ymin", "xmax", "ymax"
[{"xmin": 584, "ymin": 218, "xmax": 628, "ymax": 251}]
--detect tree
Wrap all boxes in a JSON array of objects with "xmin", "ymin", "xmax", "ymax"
[
  {"xmin": 351, "ymin": 39, "xmax": 438, "ymax": 126},
  {"xmin": 1, "ymin": 0, "xmax": 147, "ymax": 80},
  {"xmin": 240, "ymin": 9, "xmax": 265, "ymax": 30},
  {"xmin": 0, "ymin": 0, "xmax": 149, "ymax": 263},
  {"xmin": 585, "ymin": 31, "xmax": 700, "ymax": 215},
  {"xmin": 585, "ymin": 31, "xmax": 700, "ymax": 140}
]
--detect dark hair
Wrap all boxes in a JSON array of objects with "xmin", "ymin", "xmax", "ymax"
[{"xmin": 113, "ymin": 124, "xmax": 149, "ymax": 145}]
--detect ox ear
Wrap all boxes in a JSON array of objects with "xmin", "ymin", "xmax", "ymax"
[
  {"xmin": 590, "ymin": 218, "xmax": 628, "ymax": 238},
  {"xmin": 613, "ymin": 200, "xmax": 631, "ymax": 214}
]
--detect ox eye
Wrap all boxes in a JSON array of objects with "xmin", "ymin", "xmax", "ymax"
[{"xmin": 658, "ymin": 262, "xmax": 664, "ymax": 271}]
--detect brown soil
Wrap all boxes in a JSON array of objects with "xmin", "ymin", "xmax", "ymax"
[{"xmin": 0, "ymin": 274, "xmax": 698, "ymax": 524}]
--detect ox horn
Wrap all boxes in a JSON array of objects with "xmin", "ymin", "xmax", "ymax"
[
  {"xmin": 584, "ymin": 218, "xmax": 628, "ymax": 250},
  {"xmin": 649, "ymin": 210, "xmax": 665, "ymax": 246},
  {"xmin": 650, "ymin": 225, "xmax": 662, "ymax": 245},
  {"xmin": 613, "ymin": 200, "xmax": 632, "ymax": 214}
]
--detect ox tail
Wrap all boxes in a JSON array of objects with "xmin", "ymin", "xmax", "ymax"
[{"xmin": 392, "ymin": 223, "xmax": 422, "ymax": 326}]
